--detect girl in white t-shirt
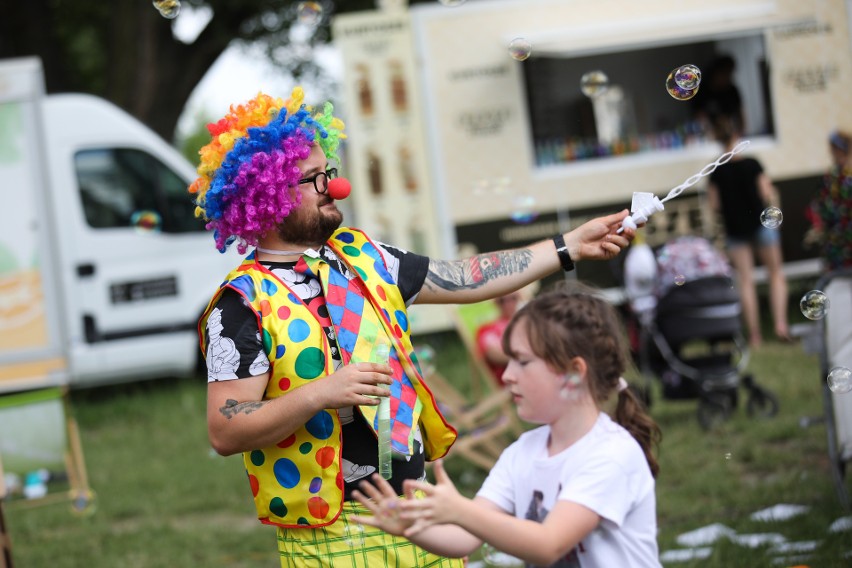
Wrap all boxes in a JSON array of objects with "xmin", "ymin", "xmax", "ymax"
[{"xmin": 352, "ymin": 282, "xmax": 663, "ymax": 568}]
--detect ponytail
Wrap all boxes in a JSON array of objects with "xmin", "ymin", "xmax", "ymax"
[{"xmin": 615, "ymin": 387, "xmax": 662, "ymax": 478}]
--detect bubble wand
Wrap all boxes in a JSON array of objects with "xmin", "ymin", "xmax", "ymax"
[
  {"xmin": 375, "ymin": 341, "xmax": 393, "ymax": 480},
  {"xmin": 618, "ymin": 140, "xmax": 751, "ymax": 233}
]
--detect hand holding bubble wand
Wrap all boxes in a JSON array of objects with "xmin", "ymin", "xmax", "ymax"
[{"xmin": 618, "ymin": 140, "xmax": 751, "ymax": 233}]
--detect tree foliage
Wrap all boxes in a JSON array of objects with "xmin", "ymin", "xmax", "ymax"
[{"xmin": 0, "ymin": 0, "xmax": 417, "ymax": 141}]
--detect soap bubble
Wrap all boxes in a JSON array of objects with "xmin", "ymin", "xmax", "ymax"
[
  {"xmin": 760, "ymin": 206, "xmax": 783, "ymax": 229},
  {"xmin": 800, "ymin": 290, "xmax": 829, "ymax": 320},
  {"xmin": 724, "ymin": 452, "xmax": 732, "ymax": 460},
  {"xmin": 153, "ymin": 0, "xmax": 181, "ymax": 19},
  {"xmin": 674, "ymin": 274, "xmax": 686, "ymax": 286},
  {"xmin": 508, "ymin": 38, "xmax": 532, "ymax": 61},
  {"xmin": 674, "ymin": 64, "xmax": 702, "ymax": 90},
  {"xmin": 510, "ymin": 195, "xmax": 538, "ymax": 224},
  {"xmin": 665, "ymin": 68, "xmax": 699, "ymax": 101},
  {"xmin": 439, "ymin": 0, "xmax": 467, "ymax": 5},
  {"xmin": 580, "ymin": 70, "xmax": 610, "ymax": 98},
  {"xmin": 828, "ymin": 367, "xmax": 852, "ymax": 394},
  {"xmin": 297, "ymin": 2, "xmax": 323, "ymax": 26}
]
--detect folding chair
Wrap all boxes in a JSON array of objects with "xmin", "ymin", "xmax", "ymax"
[
  {"xmin": 419, "ymin": 302, "xmax": 525, "ymax": 470},
  {"xmin": 0, "ymin": 455, "xmax": 13, "ymax": 568},
  {"xmin": 0, "ymin": 388, "xmax": 94, "ymax": 516}
]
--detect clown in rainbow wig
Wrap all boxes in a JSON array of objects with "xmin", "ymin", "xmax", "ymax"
[
  {"xmin": 190, "ymin": 88, "xmax": 345, "ymax": 254},
  {"xmin": 192, "ymin": 87, "xmax": 638, "ymax": 568}
]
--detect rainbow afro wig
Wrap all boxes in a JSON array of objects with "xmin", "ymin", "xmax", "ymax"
[{"xmin": 189, "ymin": 87, "xmax": 345, "ymax": 253}]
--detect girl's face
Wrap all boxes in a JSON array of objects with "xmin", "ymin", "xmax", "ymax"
[{"xmin": 501, "ymin": 321, "xmax": 566, "ymax": 424}]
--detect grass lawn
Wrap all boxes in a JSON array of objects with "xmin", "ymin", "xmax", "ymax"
[{"xmin": 3, "ymin": 331, "xmax": 851, "ymax": 566}]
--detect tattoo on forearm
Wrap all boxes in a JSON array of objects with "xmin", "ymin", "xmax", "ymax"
[
  {"xmin": 219, "ymin": 398, "xmax": 266, "ymax": 420},
  {"xmin": 425, "ymin": 249, "xmax": 533, "ymax": 291}
]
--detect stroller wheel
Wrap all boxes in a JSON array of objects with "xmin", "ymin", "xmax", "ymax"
[
  {"xmin": 697, "ymin": 394, "xmax": 732, "ymax": 431},
  {"xmin": 746, "ymin": 388, "xmax": 780, "ymax": 419}
]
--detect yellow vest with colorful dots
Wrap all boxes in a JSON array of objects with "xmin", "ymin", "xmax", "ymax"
[{"xmin": 199, "ymin": 227, "xmax": 457, "ymax": 529}]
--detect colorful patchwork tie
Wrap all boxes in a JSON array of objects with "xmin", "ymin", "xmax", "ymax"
[{"xmin": 295, "ymin": 253, "xmax": 421, "ymax": 455}]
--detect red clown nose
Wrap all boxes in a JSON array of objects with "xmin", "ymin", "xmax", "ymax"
[{"xmin": 327, "ymin": 177, "xmax": 351, "ymax": 200}]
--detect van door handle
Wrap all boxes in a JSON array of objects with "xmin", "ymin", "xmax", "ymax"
[{"xmin": 77, "ymin": 264, "xmax": 96, "ymax": 277}]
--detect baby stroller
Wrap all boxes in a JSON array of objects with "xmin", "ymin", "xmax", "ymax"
[{"xmin": 623, "ymin": 235, "xmax": 779, "ymax": 430}]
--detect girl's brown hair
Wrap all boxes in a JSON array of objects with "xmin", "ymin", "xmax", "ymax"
[{"xmin": 502, "ymin": 281, "xmax": 662, "ymax": 477}]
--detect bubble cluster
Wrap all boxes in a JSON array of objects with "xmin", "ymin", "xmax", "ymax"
[
  {"xmin": 297, "ymin": 1, "xmax": 323, "ymax": 26},
  {"xmin": 152, "ymin": 0, "xmax": 181, "ymax": 19},
  {"xmin": 508, "ymin": 38, "xmax": 532, "ymax": 61},
  {"xmin": 674, "ymin": 64, "xmax": 702, "ymax": 90},
  {"xmin": 828, "ymin": 367, "xmax": 852, "ymax": 394},
  {"xmin": 510, "ymin": 195, "xmax": 538, "ymax": 224},
  {"xmin": 580, "ymin": 70, "xmax": 610, "ymax": 98},
  {"xmin": 665, "ymin": 68, "xmax": 699, "ymax": 101},
  {"xmin": 800, "ymin": 290, "xmax": 829, "ymax": 320},
  {"xmin": 760, "ymin": 206, "xmax": 783, "ymax": 229}
]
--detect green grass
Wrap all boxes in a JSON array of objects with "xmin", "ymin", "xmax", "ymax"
[{"xmin": 3, "ymin": 333, "xmax": 851, "ymax": 567}]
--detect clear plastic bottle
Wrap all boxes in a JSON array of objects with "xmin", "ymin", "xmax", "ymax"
[{"xmin": 375, "ymin": 342, "xmax": 392, "ymax": 480}]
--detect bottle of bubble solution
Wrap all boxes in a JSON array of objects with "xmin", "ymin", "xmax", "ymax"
[{"xmin": 375, "ymin": 341, "xmax": 393, "ymax": 480}]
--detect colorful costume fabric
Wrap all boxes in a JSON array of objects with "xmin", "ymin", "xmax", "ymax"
[
  {"xmin": 200, "ymin": 228, "xmax": 456, "ymax": 529},
  {"xmin": 808, "ymin": 165, "xmax": 852, "ymax": 270}
]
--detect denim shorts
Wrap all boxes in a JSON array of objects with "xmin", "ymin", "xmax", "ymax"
[{"xmin": 726, "ymin": 225, "xmax": 780, "ymax": 249}]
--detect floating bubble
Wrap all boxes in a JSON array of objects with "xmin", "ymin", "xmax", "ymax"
[
  {"xmin": 130, "ymin": 210, "xmax": 162, "ymax": 233},
  {"xmin": 674, "ymin": 64, "xmax": 702, "ymax": 90},
  {"xmin": 674, "ymin": 274, "xmax": 686, "ymax": 286},
  {"xmin": 438, "ymin": 0, "xmax": 467, "ymax": 6},
  {"xmin": 508, "ymin": 38, "xmax": 532, "ymax": 61},
  {"xmin": 828, "ymin": 367, "xmax": 852, "ymax": 394},
  {"xmin": 580, "ymin": 70, "xmax": 610, "ymax": 98},
  {"xmin": 724, "ymin": 452, "xmax": 732, "ymax": 460},
  {"xmin": 297, "ymin": 1, "xmax": 323, "ymax": 26},
  {"xmin": 665, "ymin": 68, "xmax": 699, "ymax": 101},
  {"xmin": 153, "ymin": 0, "xmax": 181, "ymax": 19},
  {"xmin": 760, "ymin": 206, "xmax": 783, "ymax": 229},
  {"xmin": 510, "ymin": 195, "xmax": 538, "ymax": 224},
  {"xmin": 800, "ymin": 290, "xmax": 829, "ymax": 320}
]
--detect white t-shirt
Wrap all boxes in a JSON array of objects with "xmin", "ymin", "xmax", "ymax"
[{"xmin": 477, "ymin": 413, "xmax": 661, "ymax": 568}]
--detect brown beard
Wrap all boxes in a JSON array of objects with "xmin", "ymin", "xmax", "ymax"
[{"xmin": 276, "ymin": 202, "xmax": 343, "ymax": 246}]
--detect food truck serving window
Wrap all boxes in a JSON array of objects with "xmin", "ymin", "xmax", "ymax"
[{"xmin": 523, "ymin": 32, "xmax": 774, "ymax": 167}]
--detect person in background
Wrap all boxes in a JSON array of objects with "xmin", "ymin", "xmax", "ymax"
[
  {"xmin": 352, "ymin": 282, "xmax": 662, "ymax": 568},
  {"xmin": 806, "ymin": 129, "xmax": 852, "ymax": 271},
  {"xmin": 706, "ymin": 116, "xmax": 791, "ymax": 347},
  {"xmin": 692, "ymin": 54, "xmax": 745, "ymax": 136},
  {"xmin": 476, "ymin": 290, "xmax": 523, "ymax": 385},
  {"xmin": 190, "ymin": 88, "xmax": 637, "ymax": 567}
]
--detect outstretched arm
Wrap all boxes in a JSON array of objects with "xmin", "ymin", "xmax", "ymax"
[
  {"xmin": 403, "ymin": 461, "xmax": 601, "ymax": 566},
  {"xmin": 414, "ymin": 210, "xmax": 634, "ymax": 305},
  {"xmin": 352, "ymin": 460, "xmax": 602, "ymax": 565}
]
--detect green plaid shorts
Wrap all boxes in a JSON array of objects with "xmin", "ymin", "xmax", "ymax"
[{"xmin": 276, "ymin": 500, "xmax": 465, "ymax": 567}]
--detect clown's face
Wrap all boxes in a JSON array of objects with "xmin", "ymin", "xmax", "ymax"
[{"xmin": 277, "ymin": 144, "xmax": 343, "ymax": 246}]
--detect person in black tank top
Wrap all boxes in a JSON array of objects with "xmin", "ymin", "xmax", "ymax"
[{"xmin": 706, "ymin": 117, "xmax": 791, "ymax": 347}]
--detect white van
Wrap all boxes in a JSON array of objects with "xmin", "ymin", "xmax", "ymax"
[{"xmin": 0, "ymin": 57, "xmax": 239, "ymax": 393}]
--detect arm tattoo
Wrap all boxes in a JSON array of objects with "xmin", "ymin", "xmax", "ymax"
[
  {"xmin": 425, "ymin": 249, "xmax": 533, "ymax": 292},
  {"xmin": 219, "ymin": 398, "xmax": 266, "ymax": 420}
]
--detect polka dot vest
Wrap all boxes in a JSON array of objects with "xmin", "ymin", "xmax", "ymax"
[{"xmin": 200, "ymin": 228, "xmax": 456, "ymax": 528}]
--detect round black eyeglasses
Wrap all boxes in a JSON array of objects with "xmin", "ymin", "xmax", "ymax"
[{"xmin": 298, "ymin": 168, "xmax": 338, "ymax": 194}]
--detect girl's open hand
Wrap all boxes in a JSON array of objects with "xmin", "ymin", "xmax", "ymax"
[
  {"xmin": 398, "ymin": 459, "xmax": 464, "ymax": 536},
  {"xmin": 350, "ymin": 473, "xmax": 416, "ymax": 536}
]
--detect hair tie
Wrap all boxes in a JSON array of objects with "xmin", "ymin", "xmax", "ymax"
[{"xmin": 617, "ymin": 377, "xmax": 629, "ymax": 393}]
